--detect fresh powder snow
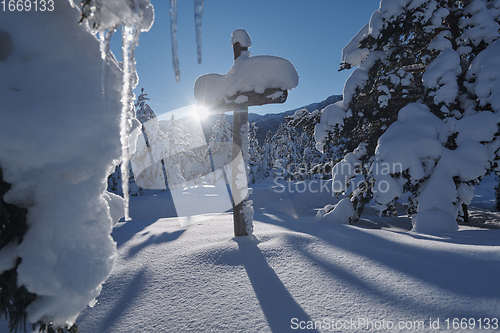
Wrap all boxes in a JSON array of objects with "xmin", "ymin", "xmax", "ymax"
[
  {"xmin": 15, "ymin": 177, "xmax": 497, "ymax": 333},
  {"xmin": 194, "ymin": 29, "xmax": 298, "ymax": 109},
  {"xmin": 314, "ymin": 101, "xmax": 350, "ymax": 153},
  {"xmin": 194, "ymin": 52, "xmax": 299, "ymax": 107},
  {"xmin": 231, "ymin": 28, "xmax": 252, "ymax": 48}
]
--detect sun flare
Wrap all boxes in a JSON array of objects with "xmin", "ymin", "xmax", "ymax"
[{"xmin": 195, "ymin": 104, "xmax": 210, "ymax": 120}]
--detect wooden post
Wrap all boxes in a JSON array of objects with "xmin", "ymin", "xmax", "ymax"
[
  {"xmin": 233, "ymin": 41, "xmax": 248, "ymax": 60},
  {"xmin": 232, "ymin": 42, "xmax": 249, "ymax": 237},
  {"xmin": 194, "ymin": 33, "xmax": 293, "ymax": 236},
  {"xmin": 232, "ymin": 106, "xmax": 248, "ymax": 236}
]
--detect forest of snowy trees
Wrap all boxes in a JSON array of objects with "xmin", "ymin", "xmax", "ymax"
[
  {"xmin": 111, "ymin": 90, "xmax": 340, "ymax": 198},
  {"xmin": 1, "ymin": 0, "xmax": 500, "ymax": 332}
]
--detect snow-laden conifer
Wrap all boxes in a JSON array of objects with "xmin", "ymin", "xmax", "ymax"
[
  {"xmin": 318, "ymin": 0, "xmax": 500, "ymax": 233},
  {"xmin": 208, "ymin": 114, "xmax": 233, "ymax": 184}
]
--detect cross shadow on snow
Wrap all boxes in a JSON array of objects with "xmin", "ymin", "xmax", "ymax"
[
  {"xmin": 234, "ymin": 236, "xmax": 319, "ymax": 333},
  {"xmin": 253, "ymin": 210, "xmax": 500, "ymax": 319}
]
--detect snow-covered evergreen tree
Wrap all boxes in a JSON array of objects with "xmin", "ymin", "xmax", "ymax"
[
  {"xmin": 248, "ymin": 122, "xmax": 264, "ymax": 183},
  {"xmin": 109, "ymin": 88, "xmax": 162, "ymax": 196},
  {"xmin": 262, "ymin": 131, "xmax": 275, "ymax": 178},
  {"xmin": 182, "ymin": 129, "xmax": 208, "ymax": 184},
  {"xmin": 207, "ymin": 114, "xmax": 233, "ymax": 183},
  {"xmin": 319, "ymin": 0, "xmax": 500, "ymax": 233},
  {"xmin": 135, "ymin": 88, "xmax": 157, "ymax": 124},
  {"xmin": 159, "ymin": 114, "xmax": 186, "ymax": 189},
  {"xmin": 107, "ymin": 163, "xmax": 145, "ymax": 196},
  {"xmin": 495, "ymin": 177, "xmax": 500, "ymax": 210},
  {"xmin": 0, "ymin": 0, "xmax": 154, "ymax": 331},
  {"xmin": 286, "ymin": 109, "xmax": 330, "ymax": 179},
  {"xmin": 161, "ymin": 114, "xmax": 215, "ymax": 188},
  {"xmin": 270, "ymin": 121, "xmax": 299, "ymax": 181},
  {"xmin": 129, "ymin": 87, "xmax": 168, "ymax": 191}
]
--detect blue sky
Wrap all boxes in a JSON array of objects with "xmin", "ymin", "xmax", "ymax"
[{"xmin": 124, "ymin": 0, "xmax": 380, "ymax": 117}]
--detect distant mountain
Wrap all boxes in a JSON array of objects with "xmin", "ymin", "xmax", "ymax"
[
  {"xmin": 249, "ymin": 94, "xmax": 343, "ymax": 143},
  {"xmin": 164, "ymin": 94, "xmax": 343, "ymax": 144}
]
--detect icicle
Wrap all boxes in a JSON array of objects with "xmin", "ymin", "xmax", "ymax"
[
  {"xmin": 99, "ymin": 29, "xmax": 114, "ymax": 99},
  {"xmin": 194, "ymin": 0, "xmax": 203, "ymax": 64},
  {"xmin": 170, "ymin": 0, "xmax": 181, "ymax": 82},
  {"xmin": 120, "ymin": 25, "xmax": 141, "ymax": 221}
]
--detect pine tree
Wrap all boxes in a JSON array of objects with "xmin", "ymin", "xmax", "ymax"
[
  {"xmin": 0, "ymin": 168, "xmax": 35, "ymax": 333},
  {"xmin": 495, "ymin": 176, "xmax": 500, "ymax": 211},
  {"xmin": 135, "ymin": 88, "xmax": 156, "ymax": 124},
  {"xmin": 248, "ymin": 122, "xmax": 264, "ymax": 183},
  {"xmin": 270, "ymin": 121, "xmax": 299, "ymax": 181},
  {"xmin": 286, "ymin": 110, "xmax": 328, "ymax": 179},
  {"xmin": 107, "ymin": 163, "xmax": 145, "ymax": 196},
  {"xmin": 262, "ymin": 131, "xmax": 275, "ymax": 178},
  {"xmin": 321, "ymin": 0, "xmax": 500, "ymax": 232},
  {"xmin": 208, "ymin": 114, "xmax": 233, "ymax": 184},
  {"xmin": 1, "ymin": 168, "xmax": 82, "ymax": 333},
  {"xmin": 189, "ymin": 121, "xmax": 211, "ymax": 183},
  {"xmin": 161, "ymin": 114, "xmax": 190, "ymax": 189},
  {"xmin": 109, "ymin": 87, "xmax": 165, "ymax": 195},
  {"xmin": 131, "ymin": 88, "xmax": 168, "ymax": 191}
]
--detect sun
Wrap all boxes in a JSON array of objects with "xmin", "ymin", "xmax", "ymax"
[{"xmin": 195, "ymin": 104, "xmax": 210, "ymax": 120}]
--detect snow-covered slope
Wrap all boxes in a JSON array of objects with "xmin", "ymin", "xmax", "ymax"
[
  {"xmin": 78, "ymin": 211, "xmax": 500, "ymax": 332},
  {"xmin": 71, "ymin": 179, "xmax": 500, "ymax": 331},
  {"xmin": 1, "ymin": 176, "xmax": 499, "ymax": 332}
]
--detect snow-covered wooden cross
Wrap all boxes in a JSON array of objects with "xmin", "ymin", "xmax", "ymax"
[{"xmin": 194, "ymin": 29, "xmax": 298, "ymax": 236}]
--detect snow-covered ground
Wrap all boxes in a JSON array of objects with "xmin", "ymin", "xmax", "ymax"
[
  {"xmin": 2, "ymin": 176, "xmax": 494, "ymax": 333},
  {"xmin": 0, "ymin": 176, "xmax": 499, "ymax": 333}
]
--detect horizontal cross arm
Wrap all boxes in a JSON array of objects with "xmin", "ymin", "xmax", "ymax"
[{"xmin": 201, "ymin": 88, "xmax": 288, "ymax": 113}]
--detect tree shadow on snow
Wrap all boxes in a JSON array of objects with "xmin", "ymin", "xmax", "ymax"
[
  {"xmin": 112, "ymin": 219, "xmax": 160, "ymax": 248},
  {"xmin": 100, "ymin": 268, "xmax": 147, "ymax": 332},
  {"xmin": 77, "ymin": 268, "xmax": 147, "ymax": 332},
  {"xmin": 253, "ymin": 210, "xmax": 500, "ymax": 319},
  {"xmin": 126, "ymin": 229, "xmax": 186, "ymax": 258},
  {"xmin": 234, "ymin": 236, "xmax": 319, "ymax": 333}
]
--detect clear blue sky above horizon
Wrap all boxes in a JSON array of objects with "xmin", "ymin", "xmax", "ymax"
[{"xmin": 125, "ymin": 0, "xmax": 380, "ymax": 117}]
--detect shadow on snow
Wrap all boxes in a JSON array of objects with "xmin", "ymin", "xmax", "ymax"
[
  {"xmin": 252, "ymin": 210, "xmax": 500, "ymax": 319},
  {"xmin": 234, "ymin": 236, "xmax": 319, "ymax": 333}
]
